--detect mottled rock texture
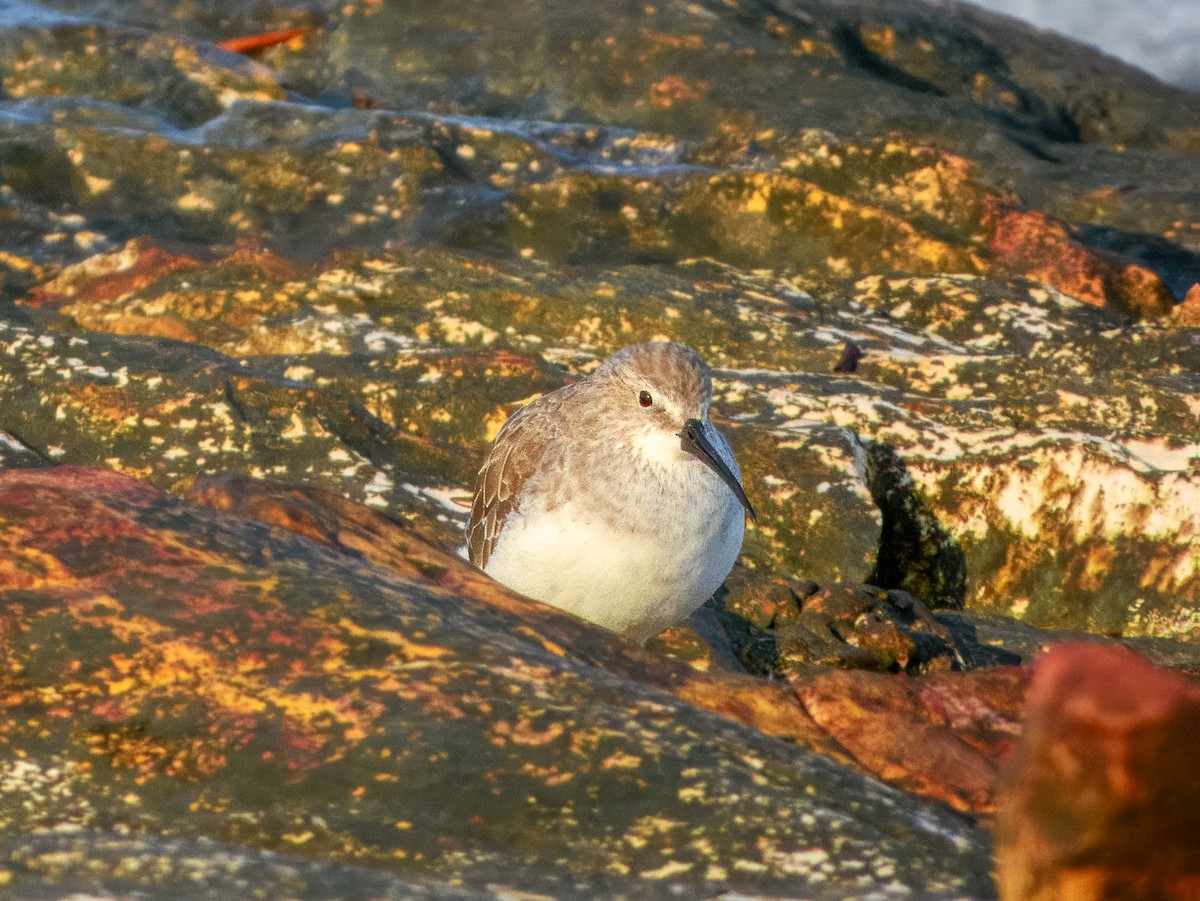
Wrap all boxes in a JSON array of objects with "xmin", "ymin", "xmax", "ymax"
[
  {"xmin": 0, "ymin": 0, "xmax": 1198, "ymax": 897},
  {"xmin": 0, "ymin": 465, "xmax": 993, "ymax": 898}
]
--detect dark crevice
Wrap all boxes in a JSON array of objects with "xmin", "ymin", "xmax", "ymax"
[
  {"xmin": 995, "ymin": 128, "xmax": 1064, "ymax": 163},
  {"xmin": 426, "ymin": 130, "xmax": 479, "ymax": 183},
  {"xmin": 221, "ymin": 377, "xmax": 254, "ymax": 426},
  {"xmin": 863, "ymin": 440, "xmax": 967, "ymax": 610},
  {"xmin": 830, "ymin": 23, "xmax": 948, "ymax": 98}
]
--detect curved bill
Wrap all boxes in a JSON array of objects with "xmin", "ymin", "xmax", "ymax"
[{"xmin": 680, "ymin": 418, "xmax": 756, "ymax": 521}]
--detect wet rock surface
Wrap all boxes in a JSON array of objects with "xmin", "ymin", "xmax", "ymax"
[
  {"xmin": 0, "ymin": 0, "xmax": 1198, "ymax": 897},
  {"xmin": 0, "ymin": 465, "xmax": 992, "ymax": 898}
]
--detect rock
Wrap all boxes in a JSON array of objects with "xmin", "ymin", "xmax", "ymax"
[
  {"xmin": 716, "ymin": 573, "xmax": 960, "ymax": 675},
  {"xmin": 985, "ymin": 200, "xmax": 1175, "ymax": 318},
  {"xmin": 937, "ymin": 611, "xmax": 1200, "ymax": 675},
  {"xmin": 0, "ymin": 832, "xmax": 501, "ymax": 900},
  {"xmin": 1170, "ymin": 282, "xmax": 1200, "ymax": 326},
  {"xmin": 790, "ymin": 584, "xmax": 959, "ymax": 672},
  {"xmin": 797, "ymin": 665, "xmax": 1026, "ymax": 813},
  {"xmin": 188, "ymin": 471, "xmax": 1050, "ymax": 823},
  {"xmin": 832, "ymin": 341, "xmax": 865, "ymax": 373},
  {"xmin": 994, "ymin": 643, "xmax": 1200, "ymax": 901},
  {"xmin": 1, "ymin": 0, "xmax": 1198, "ymax": 895},
  {"xmin": 0, "ymin": 465, "xmax": 995, "ymax": 898}
]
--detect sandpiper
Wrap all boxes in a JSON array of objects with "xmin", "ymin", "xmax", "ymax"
[{"xmin": 467, "ymin": 342, "xmax": 754, "ymax": 643}]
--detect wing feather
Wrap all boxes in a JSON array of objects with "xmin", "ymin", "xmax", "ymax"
[{"xmin": 467, "ymin": 406, "xmax": 552, "ymax": 568}]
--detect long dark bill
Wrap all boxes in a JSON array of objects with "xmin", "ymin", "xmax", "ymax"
[{"xmin": 680, "ymin": 419, "xmax": 756, "ymax": 521}]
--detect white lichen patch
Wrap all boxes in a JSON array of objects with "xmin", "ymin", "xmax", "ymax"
[
  {"xmin": 280, "ymin": 412, "xmax": 311, "ymax": 441},
  {"xmin": 362, "ymin": 329, "xmax": 419, "ymax": 354},
  {"xmin": 920, "ymin": 435, "xmax": 1200, "ymax": 548},
  {"xmin": 1121, "ymin": 437, "xmax": 1199, "ymax": 472},
  {"xmin": 0, "ymin": 757, "xmax": 93, "ymax": 830},
  {"xmin": 399, "ymin": 484, "xmax": 471, "ymax": 517},
  {"xmin": 430, "ymin": 315, "xmax": 499, "ymax": 345},
  {"xmin": 177, "ymin": 191, "xmax": 216, "ymax": 212},
  {"xmin": 1027, "ymin": 284, "xmax": 1083, "ymax": 310},
  {"xmin": 638, "ymin": 859, "xmax": 694, "ymax": 879}
]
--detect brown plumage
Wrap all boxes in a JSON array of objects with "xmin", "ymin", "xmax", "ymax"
[{"xmin": 465, "ymin": 342, "xmax": 752, "ymax": 642}]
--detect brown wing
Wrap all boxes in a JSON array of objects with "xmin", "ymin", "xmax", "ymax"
[{"xmin": 466, "ymin": 405, "xmax": 553, "ymax": 569}]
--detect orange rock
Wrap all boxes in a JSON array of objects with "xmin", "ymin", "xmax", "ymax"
[
  {"xmin": 20, "ymin": 239, "xmax": 200, "ymax": 309},
  {"xmin": 994, "ymin": 643, "xmax": 1200, "ymax": 901},
  {"xmin": 1169, "ymin": 282, "xmax": 1200, "ymax": 326},
  {"xmin": 985, "ymin": 200, "xmax": 1174, "ymax": 318},
  {"xmin": 216, "ymin": 28, "xmax": 308, "ymax": 56},
  {"xmin": 647, "ymin": 75, "xmax": 710, "ymax": 108}
]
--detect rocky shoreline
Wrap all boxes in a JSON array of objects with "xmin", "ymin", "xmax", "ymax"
[{"xmin": 0, "ymin": 1, "xmax": 1196, "ymax": 898}]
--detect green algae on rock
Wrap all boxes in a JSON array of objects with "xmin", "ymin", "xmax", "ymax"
[{"xmin": 0, "ymin": 465, "xmax": 996, "ymax": 898}]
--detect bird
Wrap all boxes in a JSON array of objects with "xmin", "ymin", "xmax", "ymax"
[{"xmin": 466, "ymin": 341, "xmax": 754, "ymax": 644}]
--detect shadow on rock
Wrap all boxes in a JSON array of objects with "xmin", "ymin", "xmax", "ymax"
[
  {"xmin": 864, "ymin": 439, "xmax": 967, "ymax": 611},
  {"xmin": 1070, "ymin": 221, "xmax": 1200, "ymax": 304}
]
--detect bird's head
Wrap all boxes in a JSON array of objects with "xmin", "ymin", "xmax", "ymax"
[{"xmin": 596, "ymin": 342, "xmax": 755, "ymax": 520}]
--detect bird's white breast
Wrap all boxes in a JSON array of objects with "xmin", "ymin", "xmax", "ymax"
[{"xmin": 483, "ymin": 447, "xmax": 745, "ymax": 644}]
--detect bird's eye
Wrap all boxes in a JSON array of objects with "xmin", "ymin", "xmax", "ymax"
[{"xmin": 638, "ymin": 390, "xmax": 653, "ymax": 407}]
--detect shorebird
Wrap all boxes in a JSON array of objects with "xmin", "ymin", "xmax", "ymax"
[{"xmin": 466, "ymin": 342, "xmax": 754, "ymax": 643}]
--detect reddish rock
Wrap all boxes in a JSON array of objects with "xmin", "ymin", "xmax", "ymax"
[
  {"xmin": 190, "ymin": 473, "xmax": 847, "ymax": 760},
  {"xmin": 217, "ymin": 27, "xmax": 309, "ymax": 56},
  {"xmin": 796, "ymin": 666, "xmax": 1027, "ymax": 813},
  {"xmin": 20, "ymin": 238, "xmax": 202, "ymax": 310},
  {"xmin": 994, "ymin": 643, "xmax": 1200, "ymax": 901},
  {"xmin": 198, "ymin": 472, "xmax": 1039, "ymax": 815},
  {"xmin": 0, "ymin": 465, "xmax": 994, "ymax": 897},
  {"xmin": 985, "ymin": 200, "xmax": 1175, "ymax": 318}
]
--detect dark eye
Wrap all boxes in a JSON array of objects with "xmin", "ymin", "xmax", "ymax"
[{"xmin": 638, "ymin": 390, "xmax": 653, "ymax": 407}]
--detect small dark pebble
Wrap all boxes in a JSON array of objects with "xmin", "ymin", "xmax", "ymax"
[{"xmin": 833, "ymin": 342, "xmax": 864, "ymax": 373}]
